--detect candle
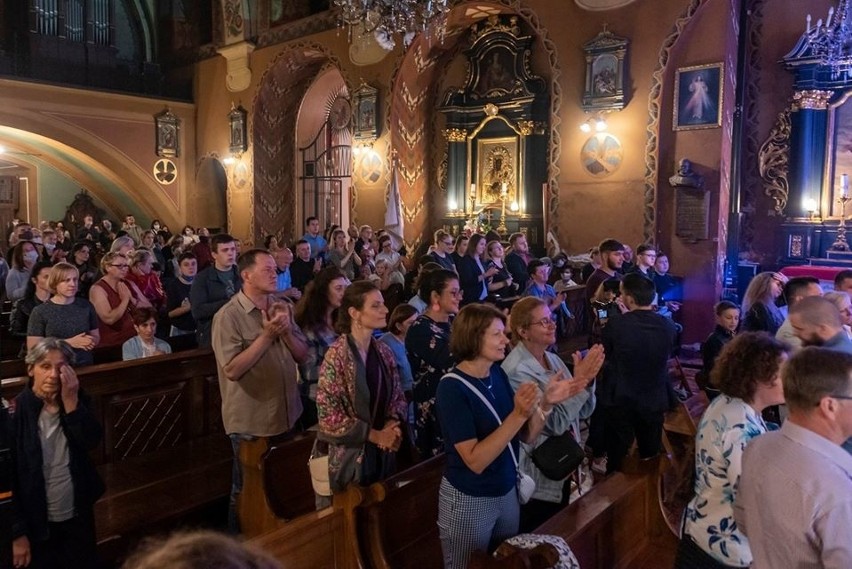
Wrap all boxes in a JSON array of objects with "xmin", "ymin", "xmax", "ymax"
[
  {"xmin": 804, "ymin": 198, "xmax": 818, "ymax": 213},
  {"xmin": 501, "ymin": 182, "xmax": 508, "ymax": 194},
  {"xmin": 470, "ymin": 183, "xmax": 476, "ymax": 197},
  {"xmin": 842, "ymin": 173, "xmax": 849, "ymax": 197}
]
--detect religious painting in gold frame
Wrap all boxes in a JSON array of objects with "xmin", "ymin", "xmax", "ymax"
[{"xmin": 475, "ymin": 137, "xmax": 519, "ymax": 206}]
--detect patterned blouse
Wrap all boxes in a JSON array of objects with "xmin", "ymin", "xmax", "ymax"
[
  {"xmin": 405, "ymin": 314, "xmax": 454, "ymax": 457},
  {"xmin": 683, "ymin": 394, "xmax": 767, "ymax": 567},
  {"xmin": 299, "ymin": 325, "xmax": 339, "ymax": 401}
]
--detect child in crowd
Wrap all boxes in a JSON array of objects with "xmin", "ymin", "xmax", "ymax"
[
  {"xmin": 698, "ymin": 300, "xmax": 740, "ymax": 400},
  {"xmin": 554, "ymin": 266, "xmax": 579, "ymax": 292},
  {"xmin": 122, "ymin": 306, "xmax": 172, "ymax": 361}
]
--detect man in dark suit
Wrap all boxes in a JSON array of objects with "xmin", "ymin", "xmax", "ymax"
[{"xmin": 600, "ymin": 273, "xmax": 677, "ymax": 473}]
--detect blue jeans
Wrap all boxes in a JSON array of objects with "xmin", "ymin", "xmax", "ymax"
[{"xmin": 228, "ymin": 433, "xmax": 256, "ymax": 534}]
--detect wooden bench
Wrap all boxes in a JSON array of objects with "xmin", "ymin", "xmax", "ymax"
[
  {"xmin": 0, "ymin": 334, "xmax": 198, "ymax": 379},
  {"xmin": 359, "ymin": 454, "xmax": 446, "ymax": 569},
  {"xmin": 1, "ymin": 348, "xmax": 230, "ymax": 559},
  {"xmin": 535, "ymin": 455, "xmax": 675, "ymax": 569},
  {"xmin": 250, "ymin": 484, "xmax": 368, "ymax": 569},
  {"xmin": 238, "ymin": 431, "xmax": 318, "ymax": 538}
]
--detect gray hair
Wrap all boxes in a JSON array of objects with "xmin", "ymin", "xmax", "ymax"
[
  {"xmin": 25, "ymin": 337, "xmax": 76, "ymax": 367},
  {"xmin": 110, "ymin": 235, "xmax": 135, "ymax": 253}
]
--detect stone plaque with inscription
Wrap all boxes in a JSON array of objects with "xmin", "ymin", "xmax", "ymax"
[{"xmin": 675, "ymin": 187, "xmax": 709, "ymax": 241}]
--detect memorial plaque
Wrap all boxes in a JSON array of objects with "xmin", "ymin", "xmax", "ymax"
[{"xmin": 675, "ymin": 187, "xmax": 709, "ymax": 241}]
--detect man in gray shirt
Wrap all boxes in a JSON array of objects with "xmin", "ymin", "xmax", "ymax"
[{"xmin": 735, "ymin": 347, "xmax": 852, "ymax": 569}]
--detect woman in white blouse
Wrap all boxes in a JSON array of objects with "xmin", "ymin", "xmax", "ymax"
[{"xmin": 677, "ymin": 332, "xmax": 788, "ymax": 569}]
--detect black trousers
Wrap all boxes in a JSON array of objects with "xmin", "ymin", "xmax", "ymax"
[
  {"xmin": 604, "ymin": 405, "xmax": 663, "ymax": 473},
  {"xmin": 675, "ymin": 534, "xmax": 742, "ymax": 569},
  {"xmin": 29, "ymin": 509, "xmax": 98, "ymax": 569}
]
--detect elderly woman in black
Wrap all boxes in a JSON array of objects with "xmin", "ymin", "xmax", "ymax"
[
  {"xmin": 457, "ymin": 234, "xmax": 499, "ymax": 306},
  {"xmin": 8, "ymin": 337, "xmax": 104, "ymax": 569}
]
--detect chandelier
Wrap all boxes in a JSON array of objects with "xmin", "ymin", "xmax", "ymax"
[
  {"xmin": 805, "ymin": 0, "xmax": 852, "ymax": 70},
  {"xmin": 333, "ymin": 0, "xmax": 450, "ymax": 50}
]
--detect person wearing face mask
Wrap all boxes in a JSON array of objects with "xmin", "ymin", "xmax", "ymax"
[
  {"xmin": 40, "ymin": 230, "xmax": 64, "ymax": 263},
  {"xmin": 6, "ymin": 240, "xmax": 40, "ymax": 301},
  {"xmin": 165, "ymin": 252, "xmax": 198, "ymax": 337}
]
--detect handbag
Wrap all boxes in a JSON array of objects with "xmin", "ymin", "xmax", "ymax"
[
  {"xmin": 308, "ymin": 439, "xmax": 332, "ymax": 497},
  {"xmin": 530, "ymin": 430, "xmax": 585, "ymax": 481},
  {"xmin": 445, "ymin": 373, "xmax": 536, "ymax": 504}
]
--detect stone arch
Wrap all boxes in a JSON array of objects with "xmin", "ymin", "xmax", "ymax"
[
  {"xmin": 195, "ymin": 156, "xmax": 228, "ymax": 232},
  {"xmin": 251, "ymin": 43, "xmax": 348, "ymax": 245},
  {"xmin": 640, "ymin": 0, "xmax": 711, "ymax": 241},
  {"xmin": 389, "ymin": 0, "xmax": 562, "ymax": 254}
]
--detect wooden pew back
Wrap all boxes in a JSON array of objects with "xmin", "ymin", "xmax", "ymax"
[
  {"xmin": 534, "ymin": 456, "xmax": 673, "ymax": 569},
  {"xmin": 361, "ymin": 454, "xmax": 446, "ymax": 569}
]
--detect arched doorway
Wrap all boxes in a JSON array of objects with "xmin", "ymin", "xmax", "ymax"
[
  {"xmin": 252, "ymin": 45, "xmax": 348, "ymax": 245},
  {"xmin": 196, "ymin": 157, "xmax": 228, "ymax": 232}
]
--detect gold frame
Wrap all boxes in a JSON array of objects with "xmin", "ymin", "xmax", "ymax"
[
  {"xmin": 673, "ymin": 62, "xmax": 724, "ymax": 131},
  {"xmin": 465, "ymin": 113, "xmax": 526, "ymax": 213}
]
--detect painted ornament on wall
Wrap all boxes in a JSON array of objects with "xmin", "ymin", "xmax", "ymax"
[
  {"xmin": 357, "ymin": 151, "xmax": 383, "ymax": 184},
  {"xmin": 580, "ymin": 133, "xmax": 623, "ymax": 177},
  {"xmin": 153, "ymin": 159, "xmax": 177, "ymax": 185}
]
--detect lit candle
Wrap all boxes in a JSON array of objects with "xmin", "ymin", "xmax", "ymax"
[
  {"xmin": 470, "ymin": 183, "xmax": 476, "ymax": 198},
  {"xmin": 804, "ymin": 198, "xmax": 818, "ymax": 214},
  {"xmin": 842, "ymin": 173, "xmax": 849, "ymax": 197},
  {"xmin": 501, "ymin": 182, "xmax": 508, "ymax": 195},
  {"xmin": 448, "ymin": 199, "xmax": 457, "ymax": 211}
]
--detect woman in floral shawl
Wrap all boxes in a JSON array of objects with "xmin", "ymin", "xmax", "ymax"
[
  {"xmin": 317, "ymin": 280, "xmax": 408, "ymax": 496},
  {"xmin": 677, "ymin": 332, "xmax": 788, "ymax": 569}
]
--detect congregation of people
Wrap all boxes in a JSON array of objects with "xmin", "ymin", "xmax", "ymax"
[{"xmin": 4, "ymin": 213, "xmax": 852, "ymax": 569}]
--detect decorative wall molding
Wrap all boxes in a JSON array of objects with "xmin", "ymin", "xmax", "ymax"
[
  {"xmin": 642, "ymin": 0, "xmax": 707, "ymax": 242},
  {"xmin": 758, "ymin": 107, "xmax": 793, "ymax": 215},
  {"xmin": 217, "ymin": 41, "xmax": 256, "ymax": 92}
]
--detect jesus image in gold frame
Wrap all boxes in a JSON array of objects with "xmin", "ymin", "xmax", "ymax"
[{"xmin": 476, "ymin": 137, "xmax": 518, "ymax": 206}]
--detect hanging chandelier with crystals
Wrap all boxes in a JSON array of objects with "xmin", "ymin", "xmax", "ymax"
[
  {"xmin": 805, "ymin": 0, "xmax": 852, "ymax": 70},
  {"xmin": 332, "ymin": 0, "xmax": 450, "ymax": 50}
]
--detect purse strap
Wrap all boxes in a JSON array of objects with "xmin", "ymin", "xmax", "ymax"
[{"xmin": 443, "ymin": 372, "xmax": 520, "ymax": 469}]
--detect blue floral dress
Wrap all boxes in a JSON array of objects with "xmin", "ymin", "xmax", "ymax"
[{"xmin": 683, "ymin": 395, "xmax": 767, "ymax": 567}]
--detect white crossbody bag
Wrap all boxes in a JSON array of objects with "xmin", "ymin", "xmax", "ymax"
[{"xmin": 444, "ymin": 373, "xmax": 536, "ymax": 504}]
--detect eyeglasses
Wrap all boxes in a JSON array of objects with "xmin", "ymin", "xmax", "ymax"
[
  {"xmin": 530, "ymin": 318, "xmax": 557, "ymax": 328},
  {"xmin": 829, "ymin": 394, "xmax": 852, "ymax": 401},
  {"xmin": 110, "ymin": 264, "xmax": 130, "ymax": 269}
]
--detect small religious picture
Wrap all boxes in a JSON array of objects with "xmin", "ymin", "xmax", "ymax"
[
  {"xmin": 353, "ymin": 83, "xmax": 379, "ymax": 141},
  {"xmin": 476, "ymin": 137, "xmax": 518, "ymax": 205},
  {"xmin": 154, "ymin": 107, "xmax": 180, "ymax": 158},
  {"xmin": 674, "ymin": 63, "xmax": 723, "ymax": 131},
  {"xmin": 582, "ymin": 27, "xmax": 628, "ymax": 111}
]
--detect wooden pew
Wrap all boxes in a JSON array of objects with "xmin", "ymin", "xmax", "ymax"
[
  {"xmin": 250, "ymin": 484, "xmax": 368, "ymax": 569},
  {"xmin": 0, "ymin": 333, "xmax": 197, "ymax": 379},
  {"xmin": 1, "ymin": 348, "xmax": 230, "ymax": 555},
  {"xmin": 534, "ymin": 455, "xmax": 675, "ymax": 569},
  {"xmin": 359, "ymin": 454, "xmax": 446, "ymax": 569},
  {"xmin": 238, "ymin": 431, "xmax": 317, "ymax": 538}
]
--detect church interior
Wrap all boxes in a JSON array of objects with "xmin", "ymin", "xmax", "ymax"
[{"xmin": 1, "ymin": 0, "xmax": 851, "ymax": 567}]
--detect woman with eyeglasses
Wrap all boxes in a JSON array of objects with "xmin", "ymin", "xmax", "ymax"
[
  {"xmin": 502, "ymin": 297, "xmax": 603, "ymax": 531},
  {"xmin": 741, "ymin": 271, "xmax": 786, "ymax": 335},
  {"xmin": 89, "ymin": 252, "xmax": 152, "ymax": 347},
  {"xmin": 405, "ymin": 269, "xmax": 460, "ymax": 457},
  {"xmin": 27, "ymin": 262, "xmax": 100, "ymax": 366},
  {"xmin": 677, "ymin": 332, "xmax": 788, "ymax": 568}
]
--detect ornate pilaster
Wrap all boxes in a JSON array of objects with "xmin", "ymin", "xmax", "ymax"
[
  {"xmin": 442, "ymin": 128, "xmax": 467, "ymax": 142},
  {"xmin": 792, "ymin": 90, "xmax": 832, "ymax": 110}
]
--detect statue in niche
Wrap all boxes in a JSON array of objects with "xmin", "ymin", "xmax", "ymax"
[{"xmin": 669, "ymin": 158, "xmax": 704, "ymax": 189}]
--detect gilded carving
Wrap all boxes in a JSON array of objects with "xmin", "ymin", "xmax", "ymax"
[
  {"xmin": 758, "ymin": 108, "xmax": 792, "ymax": 215},
  {"xmin": 790, "ymin": 234, "xmax": 803, "ymax": 258},
  {"xmin": 484, "ymin": 103, "xmax": 499, "ymax": 116},
  {"xmin": 793, "ymin": 90, "xmax": 832, "ymax": 110},
  {"xmin": 443, "ymin": 128, "xmax": 468, "ymax": 142},
  {"xmin": 469, "ymin": 15, "xmax": 522, "ymax": 44},
  {"xmin": 517, "ymin": 120, "xmax": 534, "ymax": 136}
]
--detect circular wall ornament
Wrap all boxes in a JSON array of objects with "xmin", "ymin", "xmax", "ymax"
[
  {"xmin": 153, "ymin": 158, "xmax": 177, "ymax": 185},
  {"xmin": 357, "ymin": 151, "xmax": 383, "ymax": 184},
  {"xmin": 580, "ymin": 133, "xmax": 623, "ymax": 177},
  {"xmin": 574, "ymin": 0, "xmax": 638, "ymax": 11}
]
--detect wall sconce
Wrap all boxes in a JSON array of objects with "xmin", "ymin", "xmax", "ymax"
[
  {"xmin": 803, "ymin": 197, "xmax": 819, "ymax": 220},
  {"xmin": 228, "ymin": 102, "xmax": 248, "ymax": 155},
  {"xmin": 579, "ymin": 113, "xmax": 608, "ymax": 133}
]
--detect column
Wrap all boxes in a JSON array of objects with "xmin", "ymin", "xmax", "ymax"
[
  {"xmin": 442, "ymin": 127, "xmax": 468, "ymax": 215},
  {"xmin": 788, "ymin": 89, "xmax": 832, "ymax": 219}
]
